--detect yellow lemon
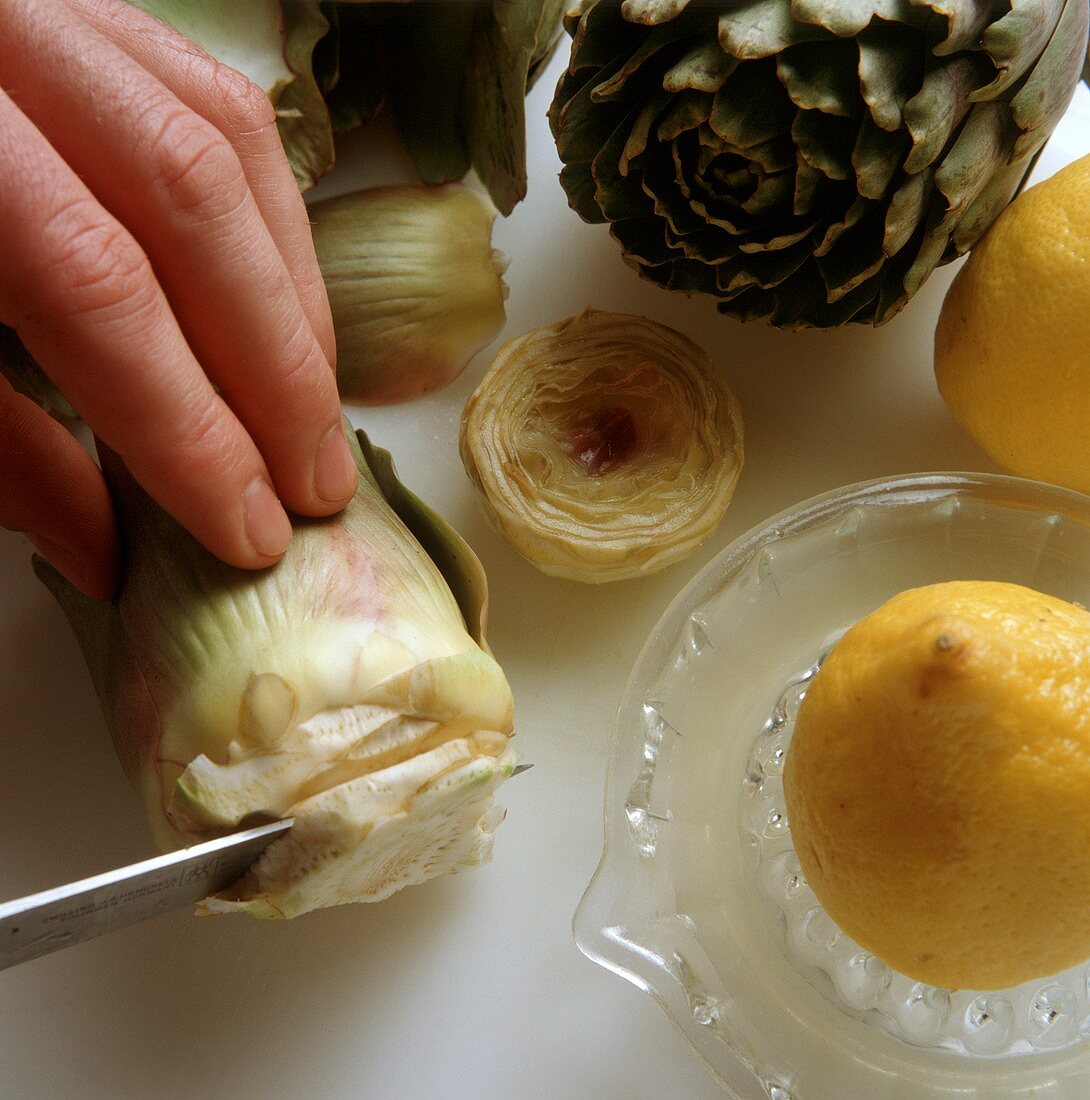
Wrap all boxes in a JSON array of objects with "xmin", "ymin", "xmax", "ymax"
[
  {"xmin": 935, "ymin": 154, "xmax": 1090, "ymax": 492},
  {"xmin": 783, "ymin": 580, "xmax": 1090, "ymax": 991}
]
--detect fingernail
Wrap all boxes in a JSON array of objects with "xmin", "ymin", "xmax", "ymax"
[
  {"xmin": 314, "ymin": 422, "xmax": 357, "ymax": 504},
  {"xmin": 244, "ymin": 478, "xmax": 292, "ymax": 558}
]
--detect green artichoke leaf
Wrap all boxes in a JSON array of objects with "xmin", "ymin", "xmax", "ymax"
[
  {"xmin": 129, "ymin": 0, "xmax": 294, "ymax": 98},
  {"xmin": 1005, "ymin": 0, "xmax": 1089, "ymax": 160},
  {"xmin": 710, "ymin": 59, "xmax": 794, "ymax": 146},
  {"xmin": 716, "ymin": 1, "xmax": 825, "ymax": 59},
  {"xmin": 949, "ymin": 154, "xmax": 1034, "ymax": 253},
  {"xmin": 386, "ymin": 2, "xmax": 477, "ymax": 184},
  {"xmin": 35, "ymin": 428, "xmax": 516, "ymax": 916},
  {"xmin": 464, "ymin": 2, "xmax": 534, "ymax": 216},
  {"xmin": 592, "ymin": 17, "xmax": 704, "ymax": 102},
  {"xmin": 857, "ymin": 21, "xmax": 923, "ymax": 132},
  {"xmin": 852, "ymin": 115, "xmax": 908, "ymax": 199},
  {"xmin": 974, "ymin": 0, "xmax": 1066, "ymax": 101},
  {"xmin": 932, "ymin": 99, "xmax": 1015, "ymax": 238},
  {"xmin": 776, "ymin": 39, "xmax": 863, "ymax": 117},
  {"xmin": 663, "ymin": 39, "xmax": 737, "ymax": 92},
  {"xmin": 273, "ymin": 0, "xmax": 334, "ymax": 189},
  {"xmin": 622, "ymin": 0, "xmax": 696, "ymax": 23},
  {"xmin": 921, "ymin": 0, "xmax": 997, "ymax": 57},
  {"xmin": 793, "ymin": 109, "xmax": 857, "ymax": 181},
  {"xmin": 882, "ymin": 164, "xmax": 935, "ymax": 256},
  {"xmin": 902, "ymin": 53, "xmax": 982, "ymax": 174},
  {"xmin": 358, "ymin": 432, "xmax": 492, "ymax": 649},
  {"xmin": 792, "ymin": 0, "xmax": 929, "ymax": 37},
  {"xmin": 0, "ymin": 326, "xmax": 77, "ymax": 420},
  {"xmin": 317, "ymin": 2, "xmax": 390, "ymax": 134}
]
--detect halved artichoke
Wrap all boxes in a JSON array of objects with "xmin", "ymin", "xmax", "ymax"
[
  {"xmin": 36, "ymin": 429, "xmax": 516, "ymax": 918},
  {"xmin": 459, "ymin": 310, "xmax": 744, "ymax": 583}
]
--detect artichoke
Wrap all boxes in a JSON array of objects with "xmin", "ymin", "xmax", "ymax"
[
  {"xmin": 321, "ymin": 0, "xmax": 568, "ymax": 212},
  {"xmin": 460, "ymin": 310, "xmax": 744, "ymax": 583},
  {"xmin": 549, "ymin": 0, "xmax": 1090, "ymax": 328},
  {"xmin": 37, "ymin": 429, "xmax": 516, "ymax": 918}
]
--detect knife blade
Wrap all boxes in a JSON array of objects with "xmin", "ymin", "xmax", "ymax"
[{"xmin": 0, "ymin": 818, "xmax": 292, "ymax": 971}]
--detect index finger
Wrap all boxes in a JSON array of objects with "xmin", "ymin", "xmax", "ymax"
[{"xmin": 66, "ymin": 0, "xmax": 337, "ymax": 369}]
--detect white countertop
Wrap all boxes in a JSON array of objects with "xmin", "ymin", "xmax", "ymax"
[{"xmin": 1, "ymin": 50, "xmax": 1087, "ymax": 1100}]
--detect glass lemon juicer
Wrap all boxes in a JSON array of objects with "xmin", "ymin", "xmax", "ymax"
[{"xmin": 575, "ymin": 473, "xmax": 1090, "ymax": 1099}]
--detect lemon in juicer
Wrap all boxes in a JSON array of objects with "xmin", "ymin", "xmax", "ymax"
[{"xmin": 784, "ymin": 580, "xmax": 1090, "ymax": 993}]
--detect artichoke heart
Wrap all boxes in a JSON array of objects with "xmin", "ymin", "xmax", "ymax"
[
  {"xmin": 35, "ymin": 429, "xmax": 516, "ymax": 919},
  {"xmin": 459, "ymin": 310, "xmax": 744, "ymax": 583},
  {"xmin": 549, "ymin": 0, "xmax": 1090, "ymax": 328},
  {"xmin": 311, "ymin": 185, "xmax": 509, "ymax": 405}
]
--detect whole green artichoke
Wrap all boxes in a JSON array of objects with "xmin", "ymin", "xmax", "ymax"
[{"xmin": 549, "ymin": 0, "xmax": 1090, "ymax": 328}]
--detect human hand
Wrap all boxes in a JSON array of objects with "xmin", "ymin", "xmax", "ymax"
[{"xmin": 0, "ymin": 0, "xmax": 356, "ymax": 601}]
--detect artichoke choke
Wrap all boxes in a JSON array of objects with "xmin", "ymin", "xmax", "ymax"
[
  {"xmin": 549, "ymin": 0, "xmax": 1090, "ymax": 328},
  {"xmin": 37, "ymin": 429, "xmax": 516, "ymax": 918},
  {"xmin": 459, "ymin": 310, "xmax": 744, "ymax": 583}
]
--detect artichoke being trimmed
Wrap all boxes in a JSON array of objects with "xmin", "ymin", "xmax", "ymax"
[
  {"xmin": 549, "ymin": 0, "xmax": 1089, "ymax": 328},
  {"xmin": 459, "ymin": 310, "xmax": 744, "ymax": 583},
  {"xmin": 36, "ymin": 430, "xmax": 516, "ymax": 918}
]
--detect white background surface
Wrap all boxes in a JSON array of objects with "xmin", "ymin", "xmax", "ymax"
[{"xmin": 0, "ymin": 43, "xmax": 1088, "ymax": 1100}]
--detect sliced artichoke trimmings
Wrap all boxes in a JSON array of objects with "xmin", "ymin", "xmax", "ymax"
[{"xmin": 459, "ymin": 310, "xmax": 744, "ymax": 583}]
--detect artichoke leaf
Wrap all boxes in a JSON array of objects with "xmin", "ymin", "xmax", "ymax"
[
  {"xmin": 386, "ymin": 2, "xmax": 477, "ymax": 185},
  {"xmin": 1005, "ymin": 0, "xmax": 1089, "ymax": 161},
  {"xmin": 792, "ymin": 0, "xmax": 928, "ymax": 37},
  {"xmin": 273, "ymin": 0, "xmax": 334, "ymax": 189},
  {"xmin": 776, "ymin": 39, "xmax": 864, "ymax": 116},
  {"xmin": 128, "ymin": 0, "xmax": 294, "ymax": 98},
  {"xmin": 852, "ymin": 115, "xmax": 908, "ymax": 199},
  {"xmin": 974, "ymin": 0, "xmax": 1067, "ymax": 101},
  {"xmin": 919, "ymin": 0, "xmax": 998, "ymax": 57},
  {"xmin": 622, "ymin": 0, "xmax": 696, "ymax": 24},
  {"xmin": 902, "ymin": 53, "xmax": 982, "ymax": 174},
  {"xmin": 0, "ymin": 326, "xmax": 76, "ymax": 420},
  {"xmin": 857, "ymin": 21, "xmax": 923, "ymax": 132},
  {"xmin": 663, "ymin": 39, "xmax": 738, "ymax": 92},
  {"xmin": 310, "ymin": 185, "xmax": 507, "ymax": 405},
  {"xmin": 717, "ymin": 1, "xmax": 826, "ymax": 58},
  {"xmin": 932, "ymin": 99, "xmax": 1016, "ymax": 237}
]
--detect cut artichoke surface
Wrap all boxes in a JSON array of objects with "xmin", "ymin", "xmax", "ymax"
[
  {"xmin": 549, "ymin": 0, "xmax": 1090, "ymax": 328},
  {"xmin": 36, "ymin": 430, "xmax": 516, "ymax": 919},
  {"xmin": 459, "ymin": 310, "xmax": 744, "ymax": 583}
]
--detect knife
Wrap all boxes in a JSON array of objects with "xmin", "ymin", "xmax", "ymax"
[{"xmin": 0, "ymin": 818, "xmax": 292, "ymax": 971}]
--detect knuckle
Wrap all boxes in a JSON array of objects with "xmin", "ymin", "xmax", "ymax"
[
  {"xmin": 148, "ymin": 110, "xmax": 248, "ymax": 221},
  {"xmin": 275, "ymin": 317, "xmax": 333, "ymax": 402},
  {"xmin": 38, "ymin": 202, "xmax": 154, "ymax": 320},
  {"xmin": 171, "ymin": 388, "xmax": 229, "ymax": 460},
  {"xmin": 207, "ymin": 63, "xmax": 276, "ymax": 137}
]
